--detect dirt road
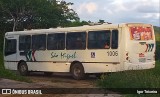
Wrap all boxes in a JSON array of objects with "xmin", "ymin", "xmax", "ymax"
[
  {"xmin": 28, "ymin": 72, "xmax": 96, "ymax": 88},
  {"xmin": 0, "ymin": 72, "xmax": 122, "ymax": 97}
]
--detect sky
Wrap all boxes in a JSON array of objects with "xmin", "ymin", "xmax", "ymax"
[{"xmin": 64, "ymin": 0, "xmax": 160, "ymax": 26}]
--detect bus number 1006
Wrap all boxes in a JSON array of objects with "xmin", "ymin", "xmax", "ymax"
[{"xmin": 107, "ymin": 51, "xmax": 118, "ymax": 56}]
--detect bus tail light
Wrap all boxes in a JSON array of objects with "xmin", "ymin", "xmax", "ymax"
[
  {"xmin": 126, "ymin": 57, "xmax": 129, "ymax": 60},
  {"xmin": 126, "ymin": 52, "xmax": 129, "ymax": 60},
  {"xmin": 126, "ymin": 53, "xmax": 128, "ymax": 56}
]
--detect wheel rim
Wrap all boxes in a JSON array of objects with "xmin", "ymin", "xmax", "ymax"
[
  {"xmin": 74, "ymin": 67, "xmax": 81, "ymax": 77},
  {"xmin": 20, "ymin": 65, "xmax": 26, "ymax": 72}
]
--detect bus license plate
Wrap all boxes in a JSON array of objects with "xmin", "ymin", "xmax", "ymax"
[{"xmin": 139, "ymin": 58, "xmax": 146, "ymax": 62}]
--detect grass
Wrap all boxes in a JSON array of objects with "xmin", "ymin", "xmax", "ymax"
[
  {"xmin": 0, "ymin": 51, "xmax": 31, "ymax": 82},
  {"xmin": 155, "ymin": 26, "xmax": 160, "ymax": 42},
  {"xmin": 155, "ymin": 34, "xmax": 160, "ymax": 41},
  {"xmin": 97, "ymin": 61, "xmax": 160, "ymax": 97}
]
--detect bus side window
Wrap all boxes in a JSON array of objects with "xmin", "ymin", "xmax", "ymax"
[
  {"xmin": 32, "ymin": 34, "xmax": 46, "ymax": 50},
  {"xmin": 47, "ymin": 33, "xmax": 65, "ymax": 50},
  {"xmin": 88, "ymin": 30, "xmax": 111, "ymax": 49},
  {"xmin": 5, "ymin": 39, "xmax": 17, "ymax": 56},
  {"xmin": 66, "ymin": 32, "xmax": 86, "ymax": 50},
  {"xmin": 111, "ymin": 30, "xmax": 118, "ymax": 49},
  {"xmin": 19, "ymin": 35, "xmax": 31, "ymax": 51}
]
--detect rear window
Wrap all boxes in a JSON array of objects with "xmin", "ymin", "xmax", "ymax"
[{"xmin": 130, "ymin": 26, "xmax": 153, "ymax": 40}]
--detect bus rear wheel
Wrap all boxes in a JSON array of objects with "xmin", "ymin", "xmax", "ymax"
[
  {"xmin": 71, "ymin": 62, "xmax": 85, "ymax": 80},
  {"xmin": 18, "ymin": 62, "xmax": 28, "ymax": 76}
]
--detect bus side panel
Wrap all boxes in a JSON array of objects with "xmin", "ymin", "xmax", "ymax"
[
  {"xmin": 21, "ymin": 49, "xmax": 122, "ymax": 73},
  {"xmin": 27, "ymin": 62, "xmax": 70, "ymax": 72},
  {"xmin": 67, "ymin": 49, "xmax": 121, "ymax": 73},
  {"xmin": 83, "ymin": 63, "xmax": 121, "ymax": 73}
]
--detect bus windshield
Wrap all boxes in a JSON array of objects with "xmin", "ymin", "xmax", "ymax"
[{"xmin": 130, "ymin": 26, "xmax": 153, "ymax": 40}]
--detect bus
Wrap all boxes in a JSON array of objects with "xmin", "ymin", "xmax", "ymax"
[{"xmin": 4, "ymin": 23, "xmax": 156, "ymax": 80}]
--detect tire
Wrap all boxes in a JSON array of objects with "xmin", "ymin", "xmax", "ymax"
[
  {"xmin": 71, "ymin": 62, "xmax": 85, "ymax": 80},
  {"xmin": 44, "ymin": 72, "xmax": 52, "ymax": 76},
  {"xmin": 18, "ymin": 62, "xmax": 28, "ymax": 76}
]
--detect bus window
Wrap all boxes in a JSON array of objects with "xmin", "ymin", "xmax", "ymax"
[
  {"xmin": 111, "ymin": 30, "xmax": 118, "ymax": 49},
  {"xmin": 32, "ymin": 34, "xmax": 46, "ymax": 50},
  {"xmin": 19, "ymin": 35, "xmax": 31, "ymax": 51},
  {"xmin": 47, "ymin": 33, "xmax": 65, "ymax": 50},
  {"xmin": 88, "ymin": 30, "xmax": 111, "ymax": 49},
  {"xmin": 66, "ymin": 32, "xmax": 86, "ymax": 50},
  {"xmin": 5, "ymin": 39, "xmax": 17, "ymax": 56}
]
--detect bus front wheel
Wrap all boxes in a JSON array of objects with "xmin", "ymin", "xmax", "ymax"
[
  {"xmin": 71, "ymin": 62, "xmax": 85, "ymax": 80},
  {"xmin": 18, "ymin": 62, "xmax": 28, "ymax": 76}
]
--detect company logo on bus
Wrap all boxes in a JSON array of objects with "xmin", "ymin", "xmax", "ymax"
[
  {"xmin": 145, "ymin": 43, "xmax": 154, "ymax": 52},
  {"xmin": 139, "ymin": 53, "xmax": 145, "ymax": 57},
  {"xmin": 26, "ymin": 50, "xmax": 36, "ymax": 61}
]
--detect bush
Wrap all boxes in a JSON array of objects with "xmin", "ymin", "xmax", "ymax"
[
  {"xmin": 97, "ymin": 61, "xmax": 160, "ymax": 97},
  {"xmin": 0, "ymin": 32, "xmax": 4, "ymax": 51},
  {"xmin": 156, "ymin": 41, "xmax": 160, "ymax": 61}
]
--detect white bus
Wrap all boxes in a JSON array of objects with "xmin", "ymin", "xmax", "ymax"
[{"xmin": 4, "ymin": 23, "xmax": 156, "ymax": 80}]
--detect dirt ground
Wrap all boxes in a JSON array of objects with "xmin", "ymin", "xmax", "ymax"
[{"xmin": 0, "ymin": 72, "xmax": 122, "ymax": 97}]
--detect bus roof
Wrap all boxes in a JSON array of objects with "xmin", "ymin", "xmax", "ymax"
[{"xmin": 5, "ymin": 23, "xmax": 152, "ymax": 36}]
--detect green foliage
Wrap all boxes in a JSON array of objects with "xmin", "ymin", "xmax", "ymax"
[
  {"xmin": 63, "ymin": 20, "xmax": 89, "ymax": 27},
  {"xmin": 154, "ymin": 26, "xmax": 160, "ymax": 61},
  {"xmin": 156, "ymin": 34, "xmax": 160, "ymax": 41},
  {"xmin": 0, "ymin": 0, "xmax": 79, "ymax": 31},
  {"xmin": 154, "ymin": 26, "xmax": 160, "ymax": 41},
  {"xmin": 98, "ymin": 19, "xmax": 105, "ymax": 24},
  {"xmin": 0, "ymin": 0, "xmax": 82, "ymax": 51},
  {"xmin": 0, "ymin": 51, "xmax": 4, "ymax": 69},
  {"xmin": 97, "ymin": 61, "xmax": 160, "ymax": 96},
  {"xmin": 154, "ymin": 26, "xmax": 160, "ymax": 34},
  {"xmin": 156, "ymin": 41, "xmax": 160, "ymax": 61},
  {"xmin": 0, "ymin": 32, "xmax": 4, "ymax": 51}
]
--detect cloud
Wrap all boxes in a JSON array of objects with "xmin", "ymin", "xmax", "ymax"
[
  {"xmin": 64, "ymin": 0, "xmax": 160, "ymax": 26},
  {"xmin": 105, "ymin": 0, "xmax": 159, "ymax": 13},
  {"xmin": 77, "ymin": 2, "xmax": 98, "ymax": 14},
  {"xmin": 110, "ymin": 0, "xmax": 129, "ymax": 12},
  {"xmin": 141, "ymin": 13, "xmax": 160, "ymax": 19},
  {"xmin": 102, "ymin": 0, "xmax": 159, "ymax": 25},
  {"xmin": 124, "ymin": 0, "xmax": 159, "ymax": 13},
  {"xmin": 85, "ymin": 2, "xmax": 97, "ymax": 14}
]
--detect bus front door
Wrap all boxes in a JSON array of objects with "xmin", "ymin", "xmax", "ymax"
[{"xmin": 4, "ymin": 36, "xmax": 17, "ymax": 70}]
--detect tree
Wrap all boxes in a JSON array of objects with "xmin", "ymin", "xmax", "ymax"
[
  {"xmin": 0, "ymin": 0, "xmax": 79, "ymax": 31},
  {"xmin": 55, "ymin": 0, "xmax": 79, "ymax": 27},
  {"xmin": 62, "ymin": 20, "xmax": 89, "ymax": 27},
  {"xmin": 98, "ymin": 19, "xmax": 105, "ymax": 24}
]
